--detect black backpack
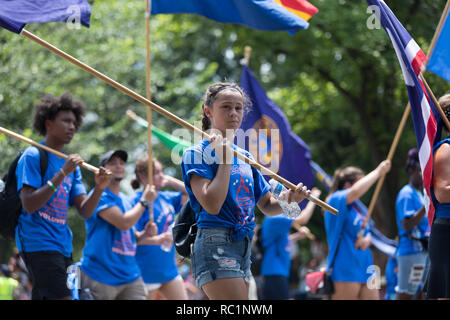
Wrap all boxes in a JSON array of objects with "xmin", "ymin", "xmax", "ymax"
[
  {"xmin": 172, "ymin": 199, "xmax": 198, "ymax": 259},
  {"xmin": 0, "ymin": 147, "xmax": 48, "ymax": 241},
  {"xmin": 250, "ymin": 226, "xmax": 265, "ymax": 276}
]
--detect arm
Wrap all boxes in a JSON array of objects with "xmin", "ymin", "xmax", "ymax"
[
  {"xmin": 99, "ymin": 185, "xmax": 157, "ymax": 231},
  {"xmin": 256, "ymin": 192, "xmax": 283, "ymax": 216},
  {"xmin": 402, "ymin": 206, "xmax": 426, "ymax": 231},
  {"xmin": 346, "ymin": 160, "xmax": 391, "ymax": 205},
  {"xmin": 162, "ymin": 175, "xmax": 189, "ymax": 205},
  {"xmin": 257, "ymin": 182, "xmax": 311, "ymax": 217},
  {"xmin": 433, "ymin": 143, "xmax": 450, "ymax": 203},
  {"xmin": 135, "ymin": 220, "xmax": 171, "ymax": 245},
  {"xmin": 294, "ymin": 188, "xmax": 321, "ymax": 226},
  {"xmin": 189, "ymin": 135, "xmax": 232, "ymax": 215},
  {"xmin": 73, "ymin": 167, "xmax": 112, "ymax": 219},
  {"xmin": 190, "ymin": 163, "xmax": 230, "ymax": 215},
  {"xmin": 20, "ymin": 154, "xmax": 84, "ymax": 214},
  {"xmin": 289, "ymin": 226, "xmax": 311, "ymax": 242}
]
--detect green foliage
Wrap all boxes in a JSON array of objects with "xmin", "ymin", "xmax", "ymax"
[{"xmin": 0, "ymin": 0, "xmax": 449, "ymax": 262}]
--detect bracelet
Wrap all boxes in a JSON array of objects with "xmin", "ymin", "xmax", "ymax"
[
  {"xmin": 60, "ymin": 168, "xmax": 67, "ymax": 177},
  {"xmin": 47, "ymin": 180, "xmax": 57, "ymax": 192}
]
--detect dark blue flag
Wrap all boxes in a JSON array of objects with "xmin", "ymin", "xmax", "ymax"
[
  {"xmin": 0, "ymin": 0, "xmax": 91, "ymax": 34},
  {"xmin": 238, "ymin": 65, "xmax": 314, "ymax": 208}
]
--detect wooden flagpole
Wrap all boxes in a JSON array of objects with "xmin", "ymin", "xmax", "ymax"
[
  {"xmin": 19, "ymin": 29, "xmax": 337, "ymax": 215},
  {"xmin": 358, "ymin": 0, "xmax": 450, "ymax": 239},
  {"xmin": 0, "ymin": 126, "xmax": 99, "ymax": 173},
  {"xmin": 145, "ymin": 0, "xmax": 154, "ymax": 222}
]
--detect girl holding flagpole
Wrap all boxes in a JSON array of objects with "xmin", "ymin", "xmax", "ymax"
[
  {"xmin": 130, "ymin": 156, "xmax": 189, "ymax": 300},
  {"xmin": 324, "ymin": 161, "xmax": 391, "ymax": 300},
  {"xmin": 180, "ymin": 82, "xmax": 310, "ymax": 300}
]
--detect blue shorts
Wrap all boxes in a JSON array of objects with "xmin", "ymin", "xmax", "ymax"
[
  {"xmin": 397, "ymin": 251, "xmax": 428, "ymax": 295},
  {"xmin": 191, "ymin": 228, "xmax": 252, "ymax": 289}
]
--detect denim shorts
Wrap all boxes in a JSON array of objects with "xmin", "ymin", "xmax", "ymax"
[
  {"xmin": 191, "ymin": 228, "xmax": 252, "ymax": 289},
  {"xmin": 397, "ymin": 251, "xmax": 429, "ymax": 295}
]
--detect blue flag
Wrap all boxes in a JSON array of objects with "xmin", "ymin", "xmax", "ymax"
[
  {"xmin": 238, "ymin": 65, "xmax": 314, "ymax": 208},
  {"xmin": 427, "ymin": 8, "xmax": 450, "ymax": 82},
  {"xmin": 0, "ymin": 0, "xmax": 91, "ymax": 34},
  {"xmin": 150, "ymin": 0, "xmax": 310, "ymax": 34}
]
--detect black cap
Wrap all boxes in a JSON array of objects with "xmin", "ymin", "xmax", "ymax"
[{"xmin": 99, "ymin": 150, "xmax": 128, "ymax": 167}]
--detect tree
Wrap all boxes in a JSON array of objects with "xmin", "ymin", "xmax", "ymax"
[{"xmin": 0, "ymin": 0, "xmax": 447, "ymax": 263}]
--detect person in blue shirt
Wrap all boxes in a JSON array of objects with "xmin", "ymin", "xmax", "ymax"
[
  {"xmin": 79, "ymin": 150, "xmax": 162, "ymax": 300},
  {"xmin": 15, "ymin": 92, "xmax": 111, "ymax": 300},
  {"xmin": 260, "ymin": 188, "xmax": 321, "ymax": 300},
  {"xmin": 130, "ymin": 156, "xmax": 189, "ymax": 300},
  {"xmin": 181, "ymin": 82, "xmax": 310, "ymax": 300},
  {"xmin": 384, "ymin": 256, "xmax": 398, "ymax": 300},
  {"xmin": 395, "ymin": 148, "xmax": 429, "ymax": 300},
  {"xmin": 324, "ymin": 160, "xmax": 391, "ymax": 300},
  {"xmin": 427, "ymin": 93, "xmax": 450, "ymax": 300}
]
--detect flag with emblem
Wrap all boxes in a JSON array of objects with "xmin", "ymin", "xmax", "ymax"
[{"xmin": 239, "ymin": 65, "xmax": 314, "ymax": 208}]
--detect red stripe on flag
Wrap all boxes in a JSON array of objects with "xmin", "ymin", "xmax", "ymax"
[
  {"xmin": 411, "ymin": 49, "xmax": 427, "ymax": 76},
  {"xmin": 280, "ymin": 0, "xmax": 319, "ymax": 16},
  {"xmin": 423, "ymin": 111, "xmax": 437, "ymax": 227}
]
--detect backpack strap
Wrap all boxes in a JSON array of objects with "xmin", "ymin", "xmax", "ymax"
[{"xmin": 37, "ymin": 147, "xmax": 48, "ymax": 184}]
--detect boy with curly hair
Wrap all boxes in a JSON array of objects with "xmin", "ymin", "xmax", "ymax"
[{"xmin": 15, "ymin": 91, "xmax": 111, "ymax": 300}]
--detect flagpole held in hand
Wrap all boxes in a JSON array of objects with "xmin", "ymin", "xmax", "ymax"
[
  {"xmin": 145, "ymin": 0, "xmax": 154, "ymax": 223},
  {"xmin": 0, "ymin": 126, "xmax": 99, "ymax": 174},
  {"xmin": 19, "ymin": 29, "xmax": 337, "ymax": 215}
]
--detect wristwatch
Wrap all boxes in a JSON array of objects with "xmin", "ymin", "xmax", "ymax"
[{"xmin": 139, "ymin": 199, "xmax": 149, "ymax": 209}]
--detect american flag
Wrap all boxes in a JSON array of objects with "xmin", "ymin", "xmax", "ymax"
[{"xmin": 366, "ymin": 0, "xmax": 443, "ymax": 226}]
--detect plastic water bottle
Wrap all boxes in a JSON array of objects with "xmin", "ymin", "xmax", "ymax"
[
  {"xmin": 160, "ymin": 222, "xmax": 174, "ymax": 252},
  {"xmin": 268, "ymin": 179, "xmax": 301, "ymax": 218}
]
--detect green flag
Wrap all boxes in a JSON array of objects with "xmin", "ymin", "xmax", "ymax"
[{"xmin": 126, "ymin": 110, "xmax": 192, "ymax": 156}]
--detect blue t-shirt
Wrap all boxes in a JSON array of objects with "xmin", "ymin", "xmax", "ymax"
[
  {"xmin": 181, "ymin": 139, "xmax": 271, "ymax": 240},
  {"xmin": 131, "ymin": 190, "xmax": 183, "ymax": 284},
  {"xmin": 384, "ymin": 256, "xmax": 398, "ymax": 299},
  {"xmin": 15, "ymin": 144, "xmax": 86, "ymax": 257},
  {"xmin": 260, "ymin": 215, "xmax": 293, "ymax": 277},
  {"xmin": 395, "ymin": 184, "xmax": 429, "ymax": 256},
  {"xmin": 325, "ymin": 189, "xmax": 373, "ymax": 283},
  {"xmin": 80, "ymin": 188, "xmax": 141, "ymax": 286},
  {"xmin": 431, "ymin": 137, "xmax": 450, "ymax": 219}
]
